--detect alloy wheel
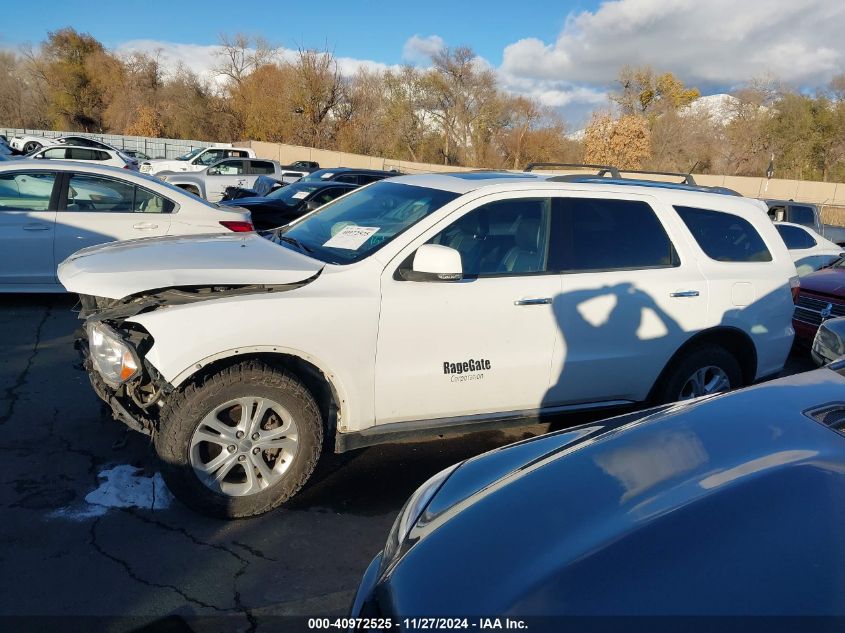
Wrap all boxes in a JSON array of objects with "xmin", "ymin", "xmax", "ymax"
[{"xmin": 189, "ymin": 396, "xmax": 300, "ymax": 497}]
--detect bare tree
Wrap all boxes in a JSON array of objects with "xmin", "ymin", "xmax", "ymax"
[{"xmin": 214, "ymin": 33, "xmax": 278, "ymax": 89}]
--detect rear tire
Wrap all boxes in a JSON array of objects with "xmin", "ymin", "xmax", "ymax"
[
  {"xmin": 652, "ymin": 345, "xmax": 742, "ymax": 405},
  {"xmin": 155, "ymin": 361, "xmax": 323, "ymax": 519}
]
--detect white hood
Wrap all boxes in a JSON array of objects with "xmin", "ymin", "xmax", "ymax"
[{"xmin": 58, "ymin": 233, "xmax": 324, "ymax": 299}]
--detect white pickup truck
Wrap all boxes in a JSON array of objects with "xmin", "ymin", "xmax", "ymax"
[
  {"xmin": 60, "ymin": 172, "xmax": 796, "ymax": 518},
  {"xmin": 157, "ymin": 157, "xmax": 287, "ymax": 202},
  {"xmin": 140, "ymin": 146, "xmax": 256, "ymax": 176}
]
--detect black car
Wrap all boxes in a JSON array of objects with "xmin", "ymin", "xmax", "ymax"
[
  {"xmin": 298, "ymin": 167, "xmax": 400, "ymax": 186},
  {"xmin": 223, "ymin": 180, "xmax": 358, "ymax": 230},
  {"xmin": 351, "ymin": 356, "xmax": 845, "ymax": 624}
]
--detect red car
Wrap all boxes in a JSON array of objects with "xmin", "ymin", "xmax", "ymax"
[{"xmin": 793, "ymin": 259, "xmax": 845, "ymax": 346}]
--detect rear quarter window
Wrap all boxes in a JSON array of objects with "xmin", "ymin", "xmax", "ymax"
[
  {"xmin": 790, "ymin": 205, "xmax": 817, "ymax": 227},
  {"xmin": 776, "ymin": 224, "xmax": 817, "ymax": 250},
  {"xmin": 675, "ymin": 206, "xmax": 772, "ymax": 263}
]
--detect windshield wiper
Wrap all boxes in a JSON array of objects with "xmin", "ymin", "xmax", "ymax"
[{"xmin": 276, "ymin": 234, "xmax": 313, "ymax": 253}]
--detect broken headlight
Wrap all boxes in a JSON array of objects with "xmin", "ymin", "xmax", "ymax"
[{"xmin": 87, "ymin": 321, "xmax": 141, "ymax": 387}]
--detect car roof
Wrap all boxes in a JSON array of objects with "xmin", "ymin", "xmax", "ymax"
[
  {"xmin": 388, "ymin": 171, "xmax": 764, "ymax": 207},
  {"xmin": 312, "ymin": 167, "xmax": 397, "ymax": 176},
  {"xmin": 558, "ymin": 176, "xmax": 741, "ymax": 196},
  {"xmin": 40, "ymin": 145, "xmax": 117, "ymax": 153},
  {"xmin": 0, "ymin": 159, "xmax": 156, "ymax": 181},
  {"xmin": 291, "ymin": 179, "xmax": 357, "ymax": 190},
  {"xmin": 765, "ymin": 198, "xmax": 818, "ymax": 207}
]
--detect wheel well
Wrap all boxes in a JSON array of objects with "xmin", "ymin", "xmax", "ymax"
[
  {"xmin": 649, "ymin": 327, "xmax": 758, "ymax": 400},
  {"xmin": 181, "ymin": 352, "xmax": 340, "ymax": 439}
]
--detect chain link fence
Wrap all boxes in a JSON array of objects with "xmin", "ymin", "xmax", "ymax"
[
  {"xmin": 821, "ymin": 204, "xmax": 845, "ymax": 228},
  {"xmin": 0, "ymin": 128, "xmax": 220, "ymax": 159}
]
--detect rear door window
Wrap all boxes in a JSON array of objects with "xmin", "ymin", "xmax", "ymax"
[
  {"xmin": 676, "ymin": 206, "xmax": 772, "ymax": 262},
  {"xmin": 250, "ymin": 160, "xmax": 276, "ymax": 175},
  {"xmin": 790, "ymin": 205, "xmax": 817, "ymax": 228},
  {"xmin": 0, "ymin": 172, "xmax": 57, "ymax": 211},
  {"xmin": 549, "ymin": 198, "xmax": 679, "ymax": 272},
  {"xmin": 776, "ymin": 224, "xmax": 817, "ymax": 250},
  {"xmin": 68, "ymin": 148, "xmax": 98, "ymax": 161}
]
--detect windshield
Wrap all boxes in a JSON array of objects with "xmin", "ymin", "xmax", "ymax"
[
  {"xmin": 267, "ymin": 182, "xmax": 322, "ymax": 203},
  {"xmin": 175, "ymin": 148, "xmax": 204, "ymax": 161},
  {"xmin": 279, "ymin": 181, "xmax": 459, "ymax": 264}
]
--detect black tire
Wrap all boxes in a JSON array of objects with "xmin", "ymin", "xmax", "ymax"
[
  {"xmin": 23, "ymin": 141, "xmax": 41, "ymax": 153},
  {"xmin": 652, "ymin": 344, "xmax": 743, "ymax": 405},
  {"xmin": 155, "ymin": 361, "xmax": 323, "ymax": 519}
]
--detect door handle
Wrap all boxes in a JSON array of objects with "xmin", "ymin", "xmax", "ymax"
[
  {"xmin": 514, "ymin": 297, "xmax": 552, "ymax": 306},
  {"xmin": 670, "ymin": 290, "xmax": 700, "ymax": 298},
  {"xmin": 23, "ymin": 223, "xmax": 50, "ymax": 231},
  {"xmin": 133, "ymin": 222, "xmax": 158, "ymax": 230}
]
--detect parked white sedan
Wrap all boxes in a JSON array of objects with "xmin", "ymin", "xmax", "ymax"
[
  {"xmin": 29, "ymin": 145, "xmax": 138, "ymax": 170},
  {"xmin": 775, "ymin": 221, "xmax": 844, "ymax": 276},
  {"xmin": 0, "ymin": 160, "xmax": 253, "ymax": 292}
]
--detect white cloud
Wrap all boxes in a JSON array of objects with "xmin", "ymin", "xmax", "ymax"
[
  {"xmin": 402, "ymin": 34, "xmax": 445, "ymax": 65},
  {"xmin": 501, "ymin": 0, "xmax": 845, "ymax": 88},
  {"xmin": 117, "ymin": 39, "xmax": 222, "ymax": 80},
  {"xmin": 116, "ymin": 39, "xmax": 397, "ymax": 84}
]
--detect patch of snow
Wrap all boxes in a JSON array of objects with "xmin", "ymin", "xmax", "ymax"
[
  {"xmin": 680, "ymin": 93, "xmax": 744, "ymax": 125},
  {"xmin": 48, "ymin": 465, "xmax": 173, "ymax": 521},
  {"xmin": 566, "ymin": 128, "xmax": 586, "ymax": 141}
]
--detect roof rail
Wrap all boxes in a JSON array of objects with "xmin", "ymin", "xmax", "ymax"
[
  {"xmin": 523, "ymin": 162, "xmax": 621, "ymax": 178},
  {"xmin": 615, "ymin": 169, "xmax": 697, "ymax": 186}
]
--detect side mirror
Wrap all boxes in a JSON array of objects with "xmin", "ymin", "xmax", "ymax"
[
  {"xmin": 408, "ymin": 244, "xmax": 463, "ymax": 281},
  {"xmin": 812, "ymin": 317, "xmax": 845, "ymax": 366},
  {"xmin": 305, "ymin": 200, "xmax": 321, "ymax": 212},
  {"xmin": 207, "ymin": 167, "xmax": 220, "ymax": 176}
]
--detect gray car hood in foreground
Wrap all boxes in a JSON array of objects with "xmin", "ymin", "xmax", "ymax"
[{"xmin": 58, "ymin": 233, "xmax": 323, "ymax": 299}]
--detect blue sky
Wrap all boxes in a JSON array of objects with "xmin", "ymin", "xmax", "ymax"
[
  {"xmin": 2, "ymin": 0, "xmax": 844, "ymax": 127},
  {"xmin": 0, "ymin": 0, "xmax": 596, "ymax": 66}
]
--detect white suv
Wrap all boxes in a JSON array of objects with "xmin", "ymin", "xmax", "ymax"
[{"xmin": 58, "ymin": 172, "xmax": 797, "ymax": 517}]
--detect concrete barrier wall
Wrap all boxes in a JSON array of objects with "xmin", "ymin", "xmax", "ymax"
[
  {"xmin": 692, "ymin": 174, "xmax": 845, "ymax": 205},
  {"xmin": 246, "ymin": 140, "xmax": 471, "ymax": 174},
  {"xmin": 246, "ymin": 140, "xmax": 845, "ymax": 209}
]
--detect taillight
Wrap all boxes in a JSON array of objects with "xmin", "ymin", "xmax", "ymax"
[
  {"xmin": 220, "ymin": 220, "xmax": 254, "ymax": 232},
  {"xmin": 789, "ymin": 275, "xmax": 800, "ymax": 303}
]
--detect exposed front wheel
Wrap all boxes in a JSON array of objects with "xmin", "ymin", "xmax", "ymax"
[
  {"xmin": 653, "ymin": 345, "xmax": 743, "ymax": 404},
  {"xmin": 156, "ymin": 361, "xmax": 323, "ymax": 518},
  {"xmin": 23, "ymin": 141, "xmax": 42, "ymax": 153}
]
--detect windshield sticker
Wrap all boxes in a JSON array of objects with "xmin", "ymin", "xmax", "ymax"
[
  {"xmin": 321, "ymin": 172, "xmax": 334, "ymax": 179},
  {"xmin": 291, "ymin": 191, "xmax": 310, "ymax": 199},
  {"xmin": 323, "ymin": 225, "xmax": 380, "ymax": 249}
]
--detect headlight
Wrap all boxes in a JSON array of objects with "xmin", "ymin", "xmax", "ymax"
[
  {"xmin": 380, "ymin": 462, "xmax": 460, "ymax": 574},
  {"xmin": 86, "ymin": 322, "xmax": 141, "ymax": 387}
]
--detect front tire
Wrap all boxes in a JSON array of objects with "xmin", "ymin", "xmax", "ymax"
[
  {"xmin": 156, "ymin": 361, "xmax": 323, "ymax": 518},
  {"xmin": 23, "ymin": 141, "xmax": 42, "ymax": 153},
  {"xmin": 653, "ymin": 345, "xmax": 742, "ymax": 404}
]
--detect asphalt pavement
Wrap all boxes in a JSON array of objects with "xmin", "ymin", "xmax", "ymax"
[
  {"xmin": 0, "ymin": 294, "xmax": 815, "ymax": 632},
  {"xmin": 0, "ymin": 294, "xmax": 560, "ymax": 632}
]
